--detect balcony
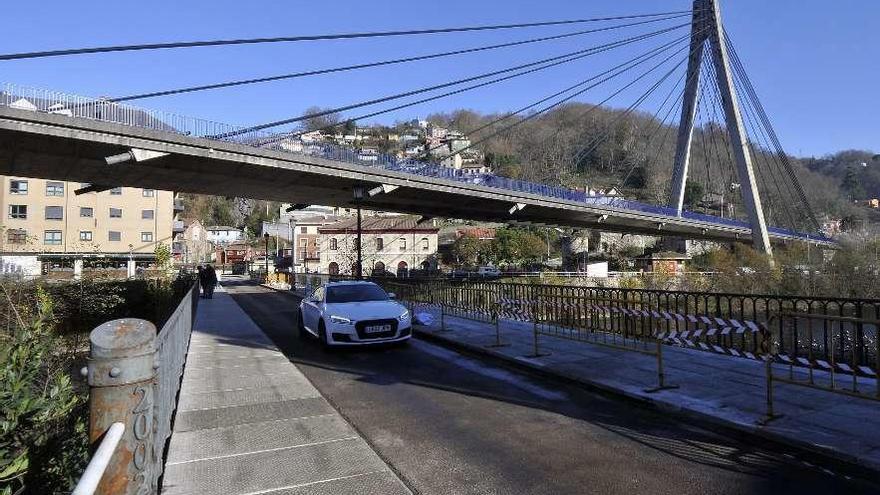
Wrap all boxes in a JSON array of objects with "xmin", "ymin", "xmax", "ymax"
[
  {"xmin": 173, "ymin": 199, "xmax": 185, "ymax": 212},
  {"xmin": 172, "ymin": 221, "xmax": 185, "ymax": 233}
]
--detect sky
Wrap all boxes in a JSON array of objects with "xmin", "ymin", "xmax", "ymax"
[{"xmin": 2, "ymin": 0, "xmax": 877, "ymax": 157}]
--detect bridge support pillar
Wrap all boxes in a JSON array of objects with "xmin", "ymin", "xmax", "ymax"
[{"xmin": 669, "ymin": 0, "xmax": 772, "ymax": 255}]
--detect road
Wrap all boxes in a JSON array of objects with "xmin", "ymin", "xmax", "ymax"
[{"xmin": 221, "ymin": 277, "xmax": 877, "ymax": 495}]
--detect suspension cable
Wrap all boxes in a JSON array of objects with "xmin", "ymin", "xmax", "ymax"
[
  {"xmin": 0, "ymin": 11, "xmax": 696, "ymax": 61},
  {"xmin": 215, "ymin": 23, "xmax": 689, "ymax": 139},
  {"xmin": 111, "ymin": 14, "xmax": 689, "ymax": 102}
]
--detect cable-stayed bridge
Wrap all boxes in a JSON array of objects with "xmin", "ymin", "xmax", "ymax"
[{"xmin": 0, "ymin": 0, "xmax": 834, "ymax": 250}]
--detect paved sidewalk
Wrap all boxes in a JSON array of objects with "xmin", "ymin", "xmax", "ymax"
[
  {"xmin": 161, "ymin": 285, "xmax": 410, "ymax": 495},
  {"xmin": 411, "ymin": 308, "xmax": 880, "ymax": 474}
]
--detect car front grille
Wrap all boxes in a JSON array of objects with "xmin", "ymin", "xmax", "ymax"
[{"xmin": 355, "ymin": 318, "xmax": 399, "ymax": 339}]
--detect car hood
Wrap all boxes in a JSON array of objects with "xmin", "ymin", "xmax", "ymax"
[{"xmin": 324, "ymin": 300, "xmax": 407, "ymax": 321}]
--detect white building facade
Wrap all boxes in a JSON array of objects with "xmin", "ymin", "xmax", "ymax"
[{"xmin": 317, "ymin": 216, "xmax": 439, "ymax": 276}]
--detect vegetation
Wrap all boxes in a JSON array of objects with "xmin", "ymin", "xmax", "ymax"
[
  {"xmin": 0, "ymin": 275, "xmax": 197, "ymax": 494},
  {"xmin": 449, "ymin": 227, "xmax": 549, "ymax": 268}
]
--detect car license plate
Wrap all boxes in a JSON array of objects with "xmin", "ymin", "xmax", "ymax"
[{"xmin": 365, "ymin": 324, "xmax": 391, "ymax": 334}]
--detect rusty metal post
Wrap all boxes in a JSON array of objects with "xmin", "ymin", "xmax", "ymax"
[
  {"xmin": 85, "ymin": 319, "xmax": 158, "ymax": 495},
  {"xmin": 644, "ymin": 338, "xmax": 679, "ymax": 393}
]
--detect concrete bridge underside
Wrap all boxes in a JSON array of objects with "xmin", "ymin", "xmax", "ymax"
[{"xmin": 0, "ymin": 107, "xmax": 826, "ymax": 246}]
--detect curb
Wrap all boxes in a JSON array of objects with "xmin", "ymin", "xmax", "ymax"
[{"xmin": 413, "ymin": 326, "xmax": 880, "ymax": 481}]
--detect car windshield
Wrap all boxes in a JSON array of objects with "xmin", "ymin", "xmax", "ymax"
[{"xmin": 325, "ymin": 284, "xmax": 389, "ymax": 303}]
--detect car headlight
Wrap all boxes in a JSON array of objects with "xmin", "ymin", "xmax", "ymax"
[
  {"xmin": 399, "ymin": 310, "xmax": 410, "ymax": 322},
  {"xmin": 329, "ymin": 315, "xmax": 354, "ymax": 325}
]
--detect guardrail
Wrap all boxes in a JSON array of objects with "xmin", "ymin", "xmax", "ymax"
[
  {"xmin": 0, "ymin": 82, "xmax": 830, "ymax": 243},
  {"xmin": 78, "ymin": 281, "xmax": 198, "ymax": 494}
]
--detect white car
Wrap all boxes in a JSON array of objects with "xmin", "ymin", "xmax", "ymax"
[{"xmin": 298, "ymin": 281, "xmax": 412, "ymax": 347}]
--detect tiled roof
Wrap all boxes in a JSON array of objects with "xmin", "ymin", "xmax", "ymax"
[{"xmin": 319, "ymin": 215, "xmax": 438, "ymax": 233}]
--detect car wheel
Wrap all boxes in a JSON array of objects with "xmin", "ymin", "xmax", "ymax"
[
  {"xmin": 318, "ymin": 320, "xmax": 330, "ymax": 349},
  {"xmin": 297, "ymin": 310, "xmax": 308, "ymax": 340}
]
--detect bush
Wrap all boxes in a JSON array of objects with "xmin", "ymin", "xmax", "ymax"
[{"xmin": 0, "ymin": 287, "xmax": 88, "ymax": 495}]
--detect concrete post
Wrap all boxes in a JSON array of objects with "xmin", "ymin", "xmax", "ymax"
[
  {"xmin": 126, "ymin": 259, "xmax": 136, "ymax": 279},
  {"xmin": 85, "ymin": 319, "xmax": 157, "ymax": 495},
  {"xmin": 74, "ymin": 259, "xmax": 83, "ymax": 280}
]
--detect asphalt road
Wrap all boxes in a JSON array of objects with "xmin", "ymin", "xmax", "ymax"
[{"xmin": 222, "ymin": 278, "xmax": 877, "ymax": 495}]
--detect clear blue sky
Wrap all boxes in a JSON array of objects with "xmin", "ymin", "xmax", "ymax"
[{"xmin": 2, "ymin": 0, "xmax": 877, "ymax": 157}]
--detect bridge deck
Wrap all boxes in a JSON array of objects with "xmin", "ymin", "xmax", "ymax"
[{"xmin": 161, "ymin": 283, "xmax": 410, "ymax": 495}]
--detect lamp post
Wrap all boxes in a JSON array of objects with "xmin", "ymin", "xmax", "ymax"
[
  {"xmin": 263, "ymin": 233, "xmax": 270, "ymax": 281},
  {"xmin": 353, "ymin": 186, "xmax": 366, "ymax": 279}
]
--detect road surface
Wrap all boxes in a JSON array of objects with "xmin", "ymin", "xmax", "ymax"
[{"xmin": 221, "ymin": 277, "xmax": 877, "ymax": 495}]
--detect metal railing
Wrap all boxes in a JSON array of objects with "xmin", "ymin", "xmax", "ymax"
[
  {"xmin": 0, "ymin": 83, "xmax": 829, "ymax": 243},
  {"xmin": 80, "ymin": 281, "xmax": 199, "ymax": 494},
  {"xmin": 72, "ymin": 422, "xmax": 126, "ymax": 495}
]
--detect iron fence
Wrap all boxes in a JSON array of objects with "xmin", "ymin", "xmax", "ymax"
[
  {"xmin": 374, "ymin": 278, "xmax": 878, "ymax": 375},
  {"xmin": 81, "ymin": 281, "xmax": 199, "ymax": 494},
  {"xmin": 0, "ymin": 83, "xmax": 829, "ymax": 244},
  {"xmin": 151, "ymin": 282, "xmax": 199, "ymax": 488}
]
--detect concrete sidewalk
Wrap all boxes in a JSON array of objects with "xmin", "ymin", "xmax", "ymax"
[
  {"xmin": 411, "ymin": 308, "xmax": 880, "ymax": 474},
  {"xmin": 161, "ymin": 284, "xmax": 411, "ymax": 495}
]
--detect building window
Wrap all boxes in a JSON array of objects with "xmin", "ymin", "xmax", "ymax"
[
  {"xmin": 400, "ymin": 238, "xmax": 406, "ymax": 251},
  {"xmin": 46, "ymin": 181, "xmax": 64, "ymax": 196},
  {"xmin": 300, "ymin": 238, "xmax": 307, "ymax": 246},
  {"xmin": 301, "ymin": 226, "xmax": 307, "ymax": 234},
  {"xmin": 143, "ymin": 189, "xmax": 155, "ymax": 197},
  {"xmin": 376, "ymin": 237, "xmax": 384, "ymax": 250},
  {"xmin": 422, "ymin": 237, "xmax": 429, "ymax": 251},
  {"xmin": 80, "ymin": 207, "xmax": 93, "ymax": 217},
  {"xmin": 8, "ymin": 205, "xmax": 27, "ymax": 219},
  {"xmin": 109, "ymin": 208, "xmax": 123, "ymax": 218},
  {"xmin": 80, "ymin": 231, "xmax": 93, "ymax": 241},
  {"xmin": 109, "ymin": 187, "xmax": 122, "ymax": 195},
  {"xmin": 45, "ymin": 206, "xmax": 63, "ymax": 220},
  {"xmin": 10, "ymin": 180, "xmax": 28, "ymax": 195},
  {"xmin": 330, "ymin": 238, "xmax": 338, "ymax": 250},
  {"xmin": 6, "ymin": 229, "xmax": 27, "ymax": 244},
  {"xmin": 108, "ymin": 231, "xmax": 121, "ymax": 242},
  {"xmin": 44, "ymin": 230, "xmax": 62, "ymax": 245},
  {"xmin": 142, "ymin": 209, "xmax": 154, "ymax": 220},
  {"xmin": 141, "ymin": 232, "xmax": 153, "ymax": 242}
]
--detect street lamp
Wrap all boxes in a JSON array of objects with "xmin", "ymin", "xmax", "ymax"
[
  {"xmin": 263, "ymin": 233, "xmax": 270, "ymax": 281},
  {"xmin": 353, "ymin": 186, "xmax": 366, "ymax": 279}
]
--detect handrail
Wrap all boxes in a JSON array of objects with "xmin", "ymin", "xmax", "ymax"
[{"xmin": 71, "ymin": 422, "xmax": 125, "ymax": 495}]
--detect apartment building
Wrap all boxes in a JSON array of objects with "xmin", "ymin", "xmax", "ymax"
[{"xmin": 0, "ymin": 175, "xmax": 178, "ymax": 277}]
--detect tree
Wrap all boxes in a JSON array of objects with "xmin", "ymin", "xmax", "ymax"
[
  {"xmin": 301, "ymin": 106, "xmax": 341, "ymax": 133},
  {"xmin": 451, "ymin": 235, "xmax": 484, "ymax": 266},
  {"xmin": 154, "ymin": 242, "xmax": 172, "ymax": 271},
  {"xmin": 683, "ymin": 180, "xmax": 705, "ymax": 207}
]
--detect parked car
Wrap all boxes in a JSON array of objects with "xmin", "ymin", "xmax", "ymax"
[
  {"xmin": 298, "ymin": 281, "xmax": 412, "ymax": 347},
  {"xmin": 476, "ymin": 266, "xmax": 501, "ymax": 279}
]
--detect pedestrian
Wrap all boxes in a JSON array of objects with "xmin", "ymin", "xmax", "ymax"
[
  {"xmin": 197, "ymin": 265, "xmax": 207, "ymax": 298},
  {"xmin": 204, "ymin": 264, "xmax": 218, "ymax": 299}
]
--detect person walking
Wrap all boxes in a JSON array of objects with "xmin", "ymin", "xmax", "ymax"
[
  {"xmin": 197, "ymin": 265, "xmax": 207, "ymax": 298},
  {"xmin": 204, "ymin": 264, "xmax": 218, "ymax": 299}
]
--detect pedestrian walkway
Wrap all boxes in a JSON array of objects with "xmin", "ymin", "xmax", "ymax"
[
  {"xmin": 411, "ymin": 309, "xmax": 880, "ymax": 474},
  {"xmin": 161, "ymin": 284, "xmax": 411, "ymax": 495}
]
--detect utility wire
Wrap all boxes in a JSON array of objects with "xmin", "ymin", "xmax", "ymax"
[
  {"xmin": 0, "ymin": 11, "xmax": 695, "ymax": 61},
  {"xmin": 249, "ymin": 25, "xmax": 688, "ymax": 147},
  {"xmin": 214, "ymin": 23, "xmax": 689, "ymax": 138},
  {"xmin": 111, "ymin": 14, "xmax": 690, "ymax": 102}
]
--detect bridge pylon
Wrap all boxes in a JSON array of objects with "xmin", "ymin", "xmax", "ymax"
[{"xmin": 668, "ymin": 0, "xmax": 772, "ymax": 255}]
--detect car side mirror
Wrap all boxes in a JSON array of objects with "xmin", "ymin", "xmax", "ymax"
[{"xmin": 388, "ymin": 292, "xmax": 396, "ymax": 299}]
